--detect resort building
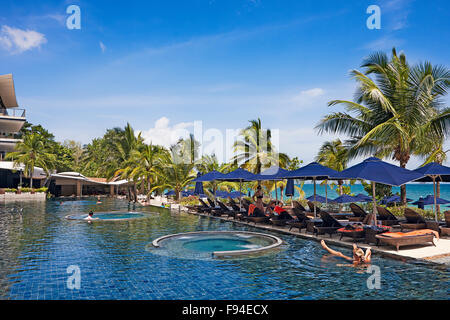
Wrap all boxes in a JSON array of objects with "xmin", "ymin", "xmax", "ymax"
[
  {"xmin": 47, "ymin": 172, "xmax": 130, "ymax": 197},
  {"xmin": 0, "ymin": 74, "xmax": 44, "ymax": 188}
]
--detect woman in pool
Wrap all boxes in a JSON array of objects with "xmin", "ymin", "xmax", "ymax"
[
  {"xmin": 252, "ymin": 186, "xmax": 264, "ymax": 211},
  {"xmin": 96, "ymin": 196, "xmax": 102, "ymax": 204},
  {"xmin": 321, "ymin": 240, "xmax": 371, "ymax": 265}
]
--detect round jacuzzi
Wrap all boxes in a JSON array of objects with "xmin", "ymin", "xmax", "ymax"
[
  {"xmin": 65, "ymin": 211, "xmax": 147, "ymax": 221},
  {"xmin": 149, "ymin": 231, "xmax": 283, "ymax": 259}
]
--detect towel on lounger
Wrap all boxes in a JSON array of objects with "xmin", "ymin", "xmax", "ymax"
[{"xmin": 381, "ymin": 229, "xmax": 439, "ymax": 240}]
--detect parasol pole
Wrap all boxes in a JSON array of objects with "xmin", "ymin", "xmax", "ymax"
[
  {"xmin": 432, "ymin": 175, "xmax": 438, "ymax": 221},
  {"xmin": 372, "ymin": 181, "xmax": 377, "ymax": 226},
  {"xmin": 313, "ymin": 177, "xmax": 317, "ymax": 218},
  {"xmin": 325, "ymin": 180, "xmax": 328, "ymax": 207}
]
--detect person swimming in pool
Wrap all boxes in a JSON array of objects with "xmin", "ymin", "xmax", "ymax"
[
  {"xmin": 96, "ymin": 196, "xmax": 102, "ymax": 204},
  {"xmin": 321, "ymin": 240, "xmax": 371, "ymax": 265}
]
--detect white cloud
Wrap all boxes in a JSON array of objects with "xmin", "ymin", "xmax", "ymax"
[
  {"xmin": 99, "ymin": 41, "xmax": 106, "ymax": 53},
  {"xmin": 138, "ymin": 117, "xmax": 194, "ymax": 148},
  {"xmin": 0, "ymin": 25, "xmax": 47, "ymax": 54},
  {"xmin": 290, "ymin": 87, "xmax": 325, "ymax": 107}
]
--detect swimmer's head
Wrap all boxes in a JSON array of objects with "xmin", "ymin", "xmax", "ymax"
[{"xmin": 88, "ymin": 211, "xmax": 94, "ymax": 216}]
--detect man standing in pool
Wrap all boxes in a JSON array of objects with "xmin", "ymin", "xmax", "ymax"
[
  {"xmin": 321, "ymin": 240, "xmax": 371, "ymax": 265},
  {"xmin": 84, "ymin": 211, "xmax": 98, "ymax": 222}
]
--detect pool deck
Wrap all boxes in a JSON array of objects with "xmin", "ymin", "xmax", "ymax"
[{"xmin": 184, "ymin": 209, "xmax": 450, "ymax": 267}]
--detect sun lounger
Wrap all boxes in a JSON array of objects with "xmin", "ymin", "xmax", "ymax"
[
  {"xmin": 314, "ymin": 211, "xmax": 343, "ymax": 237},
  {"xmin": 337, "ymin": 224, "xmax": 366, "ymax": 242},
  {"xmin": 287, "ymin": 207, "xmax": 310, "ymax": 232},
  {"xmin": 216, "ymin": 200, "xmax": 239, "ymax": 218},
  {"xmin": 270, "ymin": 209, "xmax": 294, "ymax": 226},
  {"xmin": 307, "ymin": 201, "xmax": 319, "ymax": 215},
  {"xmin": 198, "ymin": 198, "xmax": 212, "ymax": 213},
  {"xmin": 400, "ymin": 208, "xmax": 427, "ymax": 231},
  {"xmin": 376, "ymin": 206, "xmax": 400, "ymax": 226},
  {"xmin": 292, "ymin": 200, "xmax": 308, "ymax": 212},
  {"xmin": 349, "ymin": 203, "xmax": 368, "ymax": 222},
  {"xmin": 440, "ymin": 211, "xmax": 450, "ymax": 236},
  {"xmin": 376, "ymin": 229, "xmax": 438, "ymax": 251}
]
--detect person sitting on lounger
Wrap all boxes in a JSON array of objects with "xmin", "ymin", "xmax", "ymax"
[
  {"xmin": 266, "ymin": 201, "xmax": 291, "ymax": 220},
  {"xmin": 321, "ymin": 240, "xmax": 371, "ymax": 265}
]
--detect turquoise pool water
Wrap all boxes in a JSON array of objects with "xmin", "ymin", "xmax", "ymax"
[{"xmin": 0, "ymin": 198, "xmax": 448, "ymax": 300}]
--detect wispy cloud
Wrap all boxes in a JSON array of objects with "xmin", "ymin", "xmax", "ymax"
[
  {"xmin": 99, "ymin": 41, "xmax": 106, "ymax": 53},
  {"xmin": 363, "ymin": 35, "xmax": 404, "ymax": 51},
  {"xmin": 0, "ymin": 25, "xmax": 47, "ymax": 54}
]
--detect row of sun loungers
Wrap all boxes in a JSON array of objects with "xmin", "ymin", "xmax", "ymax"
[{"xmin": 191, "ymin": 197, "xmax": 448, "ymax": 251}]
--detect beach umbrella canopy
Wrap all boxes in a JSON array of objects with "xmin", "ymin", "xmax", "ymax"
[
  {"xmin": 414, "ymin": 162, "xmax": 450, "ymax": 221},
  {"xmin": 332, "ymin": 157, "xmax": 424, "ymax": 186},
  {"xmin": 332, "ymin": 157, "xmax": 424, "ymax": 225},
  {"xmin": 281, "ymin": 162, "xmax": 338, "ymax": 180},
  {"xmin": 412, "ymin": 195, "xmax": 450, "ymax": 205},
  {"xmin": 281, "ymin": 162, "xmax": 338, "ymax": 217},
  {"xmin": 254, "ymin": 166, "xmax": 290, "ymax": 180},
  {"xmin": 193, "ymin": 172, "xmax": 204, "ymax": 195},
  {"xmin": 216, "ymin": 168, "xmax": 257, "ymax": 181},
  {"xmin": 306, "ymin": 195, "xmax": 333, "ymax": 203},
  {"xmin": 331, "ymin": 194, "xmax": 358, "ymax": 203},
  {"xmin": 381, "ymin": 195, "xmax": 412, "ymax": 204},
  {"xmin": 216, "ymin": 168, "xmax": 257, "ymax": 208},
  {"xmin": 165, "ymin": 190, "xmax": 176, "ymax": 196},
  {"xmin": 354, "ymin": 193, "xmax": 372, "ymax": 202},
  {"xmin": 285, "ymin": 179, "xmax": 295, "ymax": 197},
  {"xmin": 193, "ymin": 170, "xmax": 227, "ymax": 182}
]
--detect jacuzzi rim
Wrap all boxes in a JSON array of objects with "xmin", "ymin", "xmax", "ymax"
[
  {"xmin": 65, "ymin": 211, "xmax": 147, "ymax": 221},
  {"xmin": 152, "ymin": 231, "xmax": 283, "ymax": 257}
]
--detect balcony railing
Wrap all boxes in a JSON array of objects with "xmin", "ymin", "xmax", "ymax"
[{"xmin": 0, "ymin": 108, "xmax": 26, "ymax": 118}]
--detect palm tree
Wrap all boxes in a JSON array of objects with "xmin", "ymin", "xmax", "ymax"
[
  {"xmin": 153, "ymin": 152, "xmax": 196, "ymax": 200},
  {"xmin": 316, "ymin": 48, "xmax": 450, "ymax": 204},
  {"xmin": 6, "ymin": 133, "xmax": 56, "ymax": 188},
  {"xmin": 127, "ymin": 144, "xmax": 167, "ymax": 201},
  {"xmin": 315, "ymin": 139, "xmax": 349, "ymax": 196},
  {"xmin": 233, "ymin": 118, "xmax": 290, "ymax": 174}
]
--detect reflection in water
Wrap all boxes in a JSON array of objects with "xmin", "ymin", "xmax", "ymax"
[{"xmin": 0, "ymin": 198, "xmax": 448, "ymax": 300}]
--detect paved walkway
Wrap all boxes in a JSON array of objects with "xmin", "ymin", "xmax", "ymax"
[{"xmin": 185, "ymin": 209, "xmax": 450, "ymax": 267}]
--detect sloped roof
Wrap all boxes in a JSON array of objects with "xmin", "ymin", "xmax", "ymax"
[{"xmin": 0, "ymin": 74, "xmax": 19, "ymax": 108}]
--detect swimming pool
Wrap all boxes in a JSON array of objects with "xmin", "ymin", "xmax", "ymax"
[
  {"xmin": 0, "ymin": 198, "xmax": 448, "ymax": 300},
  {"xmin": 66, "ymin": 211, "xmax": 147, "ymax": 221}
]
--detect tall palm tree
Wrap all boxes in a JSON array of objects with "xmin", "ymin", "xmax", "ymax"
[
  {"xmin": 316, "ymin": 48, "xmax": 450, "ymax": 204},
  {"xmin": 126, "ymin": 144, "xmax": 167, "ymax": 201},
  {"xmin": 6, "ymin": 133, "xmax": 56, "ymax": 188},
  {"xmin": 233, "ymin": 118, "xmax": 290, "ymax": 174},
  {"xmin": 153, "ymin": 152, "xmax": 196, "ymax": 200},
  {"xmin": 315, "ymin": 139, "xmax": 349, "ymax": 196}
]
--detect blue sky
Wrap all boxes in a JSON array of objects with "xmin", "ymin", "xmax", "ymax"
[{"xmin": 0, "ymin": 0, "xmax": 449, "ymax": 167}]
